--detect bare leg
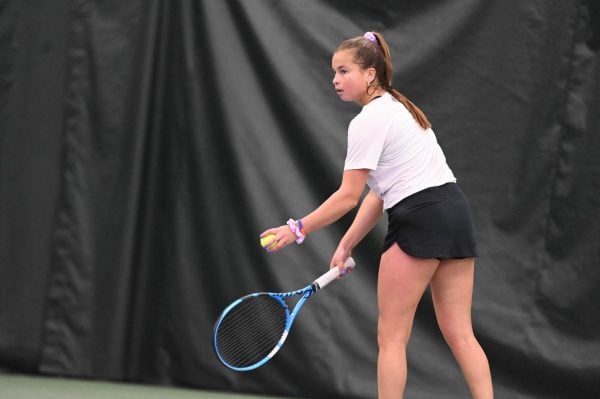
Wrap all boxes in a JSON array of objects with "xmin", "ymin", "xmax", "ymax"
[
  {"xmin": 430, "ymin": 258, "xmax": 494, "ymax": 399},
  {"xmin": 377, "ymin": 244, "xmax": 438, "ymax": 399}
]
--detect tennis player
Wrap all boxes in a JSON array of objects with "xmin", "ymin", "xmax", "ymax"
[{"xmin": 261, "ymin": 31, "xmax": 493, "ymax": 399}]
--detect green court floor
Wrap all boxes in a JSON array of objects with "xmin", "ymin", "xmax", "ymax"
[{"xmin": 0, "ymin": 373, "xmax": 289, "ymax": 399}]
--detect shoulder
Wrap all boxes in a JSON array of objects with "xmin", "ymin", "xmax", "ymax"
[
  {"xmin": 349, "ymin": 94, "xmax": 396, "ymax": 132},
  {"xmin": 365, "ymin": 93, "xmax": 412, "ymax": 121}
]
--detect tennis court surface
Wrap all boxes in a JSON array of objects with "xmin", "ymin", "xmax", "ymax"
[{"xmin": 0, "ymin": 373, "xmax": 292, "ymax": 399}]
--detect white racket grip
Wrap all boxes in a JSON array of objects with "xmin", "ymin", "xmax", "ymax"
[{"xmin": 313, "ymin": 257, "xmax": 356, "ymax": 290}]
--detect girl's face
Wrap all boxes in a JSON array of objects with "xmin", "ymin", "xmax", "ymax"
[{"xmin": 331, "ymin": 49, "xmax": 374, "ymax": 106}]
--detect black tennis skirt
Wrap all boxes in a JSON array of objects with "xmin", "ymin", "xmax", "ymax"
[{"xmin": 382, "ymin": 182, "xmax": 477, "ymax": 259}]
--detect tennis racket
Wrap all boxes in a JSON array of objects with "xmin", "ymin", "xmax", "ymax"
[{"xmin": 213, "ymin": 257, "xmax": 356, "ymax": 371}]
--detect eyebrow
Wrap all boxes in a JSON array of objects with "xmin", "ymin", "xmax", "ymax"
[{"xmin": 332, "ymin": 65, "xmax": 350, "ymax": 71}]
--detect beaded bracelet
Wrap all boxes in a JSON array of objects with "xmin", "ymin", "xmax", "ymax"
[{"xmin": 286, "ymin": 218, "xmax": 305, "ymax": 244}]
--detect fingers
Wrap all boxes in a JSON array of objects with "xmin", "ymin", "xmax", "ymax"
[
  {"xmin": 259, "ymin": 228, "xmax": 278, "ymax": 238},
  {"xmin": 265, "ymin": 235, "xmax": 284, "ymax": 253},
  {"xmin": 330, "ymin": 247, "xmax": 353, "ymax": 277},
  {"xmin": 337, "ymin": 263, "xmax": 353, "ymax": 277},
  {"xmin": 260, "ymin": 226, "xmax": 295, "ymax": 253}
]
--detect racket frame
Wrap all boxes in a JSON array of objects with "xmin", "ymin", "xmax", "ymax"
[{"xmin": 213, "ymin": 258, "xmax": 355, "ymax": 371}]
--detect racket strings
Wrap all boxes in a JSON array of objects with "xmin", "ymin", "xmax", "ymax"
[
  {"xmin": 215, "ymin": 294, "xmax": 288, "ymax": 368},
  {"xmin": 217, "ymin": 308, "xmax": 281, "ymax": 356},
  {"xmin": 217, "ymin": 296, "xmax": 286, "ymax": 367}
]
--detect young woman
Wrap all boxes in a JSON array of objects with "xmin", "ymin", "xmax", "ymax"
[{"xmin": 261, "ymin": 31, "xmax": 493, "ymax": 399}]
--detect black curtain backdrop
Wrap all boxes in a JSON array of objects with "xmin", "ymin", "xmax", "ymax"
[{"xmin": 1, "ymin": 1, "xmax": 599, "ymax": 398}]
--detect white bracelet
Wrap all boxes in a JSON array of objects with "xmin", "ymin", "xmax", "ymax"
[{"xmin": 286, "ymin": 219, "xmax": 305, "ymax": 244}]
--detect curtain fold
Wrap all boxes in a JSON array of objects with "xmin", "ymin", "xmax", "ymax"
[{"xmin": 1, "ymin": 1, "xmax": 599, "ymax": 398}]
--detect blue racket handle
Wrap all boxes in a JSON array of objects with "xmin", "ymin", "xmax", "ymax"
[{"xmin": 313, "ymin": 257, "xmax": 355, "ymax": 290}]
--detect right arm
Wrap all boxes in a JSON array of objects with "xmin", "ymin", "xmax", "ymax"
[{"xmin": 330, "ymin": 189, "xmax": 384, "ymax": 271}]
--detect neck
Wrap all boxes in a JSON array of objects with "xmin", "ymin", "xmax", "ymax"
[{"xmin": 360, "ymin": 89, "xmax": 386, "ymax": 106}]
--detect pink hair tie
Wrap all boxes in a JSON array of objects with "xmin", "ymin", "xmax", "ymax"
[
  {"xmin": 363, "ymin": 31, "xmax": 377, "ymax": 43},
  {"xmin": 287, "ymin": 219, "xmax": 305, "ymax": 244}
]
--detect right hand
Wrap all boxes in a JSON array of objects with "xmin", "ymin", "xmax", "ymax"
[{"xmin": 330, "ymin": 245, "xmax": 353, "ymax": 276}]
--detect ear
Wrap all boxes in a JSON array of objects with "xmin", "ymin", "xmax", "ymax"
[{"xmin": 367, "ymin": 67, "xmax": 376, "ymax": 83}]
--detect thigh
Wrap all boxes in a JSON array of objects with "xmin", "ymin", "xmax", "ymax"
[
  {"xmin": 377, "ymin": 244, "xmax": 439, "ymax": 341},
  {"xmin": 430, "ymin": 258, "xmax": 476, "ymax": 339}
]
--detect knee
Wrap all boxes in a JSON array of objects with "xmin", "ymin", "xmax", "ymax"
[
  {"xmin": 440, "ymin": 327, "xmax": 477, "ymax": 351},
  {"xmin": 377, "ymin": 316, "xmax": 411, "ymax": 350}
]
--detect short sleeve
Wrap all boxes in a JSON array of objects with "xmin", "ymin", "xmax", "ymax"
[{"xmin": 344, "ymin": 110, "xmax": 389, "ymax": 171}]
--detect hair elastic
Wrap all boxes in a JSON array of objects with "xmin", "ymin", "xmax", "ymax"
[
  {"xmin": 287, "ymin": 219, "xmax": 305, "ymax": 244},
  {"xmin": 363, "ymin": 31, "xmax": 377, "ymax": 43}
]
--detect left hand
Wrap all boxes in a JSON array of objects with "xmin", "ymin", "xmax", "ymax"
[{"xmin": 260, "ymin": 225, "xmax": 296, "ymax": 253}]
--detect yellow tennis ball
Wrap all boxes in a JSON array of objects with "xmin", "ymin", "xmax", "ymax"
[{"xmin": 260, "ymin": 234, "xmax": 276, "ymax": 249}]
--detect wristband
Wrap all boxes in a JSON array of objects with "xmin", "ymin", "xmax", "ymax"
[
  {"xmin": 297, "ymin": 219, "xmax": 306, "ymax": 236},
  {"xmin": 286, "ymin": 219, "xmax": 306, "ymax": 244}
]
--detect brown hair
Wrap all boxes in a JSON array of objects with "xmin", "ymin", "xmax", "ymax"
[{"xmin": 336, "ymin": 32, "xmax": 432, "ymax": 130}]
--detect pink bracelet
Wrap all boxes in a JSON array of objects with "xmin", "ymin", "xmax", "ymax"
[{"xmin": 286, "ymin": 219, "xmax": 305, "ymax": 244}]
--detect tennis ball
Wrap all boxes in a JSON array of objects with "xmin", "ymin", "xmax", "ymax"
[{"xmin": 260, "ymin": 234, "xmax": 276, "ymax": 249}]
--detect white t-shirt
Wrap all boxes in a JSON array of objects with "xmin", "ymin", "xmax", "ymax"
[{"xmin": 344, "ymin": 92, "xmax": 456, "ymax": 210}]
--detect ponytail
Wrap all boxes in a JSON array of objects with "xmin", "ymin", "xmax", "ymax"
[
  {"xmin": 370, "ymin": 32, "xmax": 431, "ymax": 130},
  {"xmin": 339, "ymin": 32, "xmax": 432, "ymax": 130},
  {"xmin": 389, "ymin": 88, "xmax": 432, "ymax": 130}
]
